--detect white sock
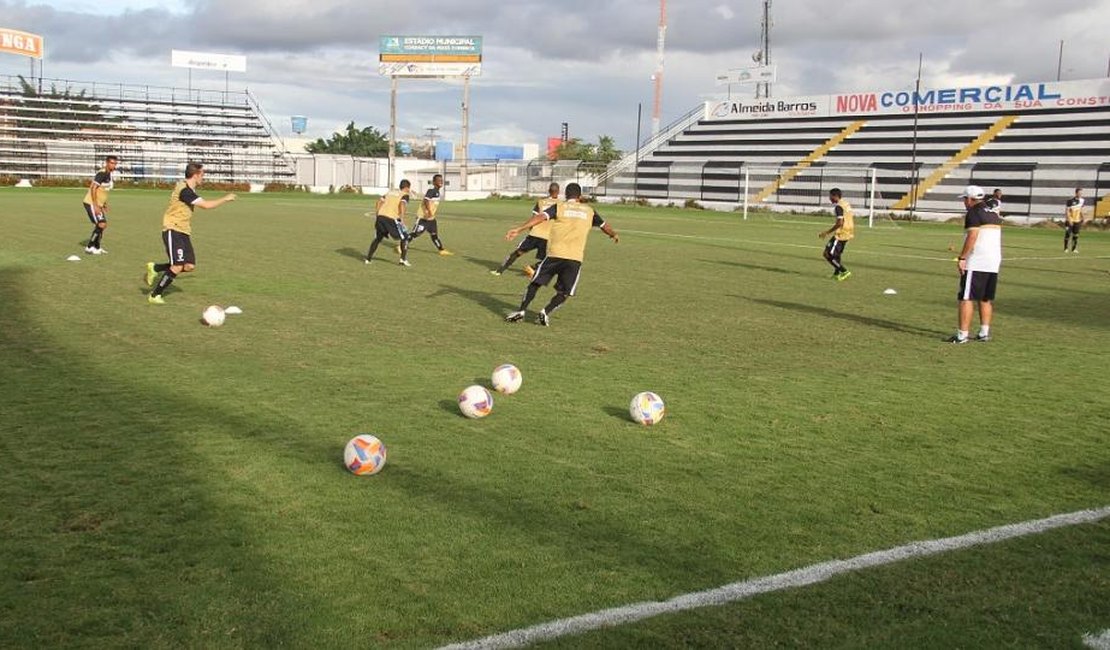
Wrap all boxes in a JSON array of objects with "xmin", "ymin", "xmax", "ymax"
[
  {"xmin": 979, "ymin": 326, "xmax": 990, "ymax": 337},
  {"xmin": 957, "ymin": 330, "xmax": 969, "ymax": 340}
]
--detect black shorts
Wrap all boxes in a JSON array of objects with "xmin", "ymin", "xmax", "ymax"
[
  {"xmin": 162, "ymin": 230, "xmax": 195, "ymax": 266},
  {"xmin": 1066, "ymin": 221, "xmax": 1082, "ymax": 235},
  {"xmin": 413, "ymin": 218, "xmax": 438, "ymax": 236},
  {"xmin": 530, "ymin": 257, "xmax": 582, "ymax": 296},
  {"xmin": 825, "ymin": 238, "xmax": 847, "ymax": 257},
  {"xmin": 958, "ymin": 269, "xmax": 998, "ymax": 302},
  {"xmin": 84, "ymin": 203, "xmax": 106, "ymax": 224},
  {"xmin": 517, "ymin": 235, "xmax": 548, "ymax": 260},
  {"xmin": 375, "ymin": 216, "xmax": 406, "ymax": 240}
]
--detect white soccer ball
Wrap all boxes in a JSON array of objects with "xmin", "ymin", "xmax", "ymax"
[
  {"xmin": 343, "ymin": 434, "xmax": 387, "ymax": 476},
  {"xmin": 458, "ymin": 385, "xmax": 493, "ymax": 419},
  {"xmin": 202, "ymin": 305, "xmax": 226, "ymax": 327},
  {"xmin": 491, "ymin": 363, "xmax": 523, "ymax": 395},
  {"xmin": 629, "ymin": 391, "xmax": 665, "ymax": 425}
]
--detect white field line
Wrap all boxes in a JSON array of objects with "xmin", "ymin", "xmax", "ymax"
[
  {"xmin": 439, "ymin": 506, "xmax": 1110, "ymax": 650},
  {"xmin": 1085, "ymin": 630, "xmax": 1110, "ymax": 649},
  {"xmin": 620, "ymin": 228, "xmax": 1110, "ymax": 264}
]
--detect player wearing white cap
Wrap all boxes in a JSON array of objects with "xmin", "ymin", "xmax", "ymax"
[{"xmin": 948, "ymin": 185, "xmax": 1003, "ymax": 344}]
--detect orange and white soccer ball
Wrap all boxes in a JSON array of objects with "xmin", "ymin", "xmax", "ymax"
[
  {"xmin": 629, "ymin": 391, "xmax": 665, "ymax": 425},
  {"xmin": 344, "ymin": 434, "xmax": 387, "ymax": 475},
  {"xmin": 491, "ymin": 363, "xmax": 522, "ymax": 395},
  {"xmin": 458, "ymin": 385, "xmax": 493, "ymax": 418}
]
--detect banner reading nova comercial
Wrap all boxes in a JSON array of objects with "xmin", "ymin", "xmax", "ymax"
[
  {"xmin": 0, "ymin": 27, "xmax": 43, "ymax": 59},
  {"xmin": 378, "ymin": 35, "xmax": 482, "ymax": 77},
  {"xmin": 705, "ymin": 78, "xmax": 1110, "ymax": 121}
]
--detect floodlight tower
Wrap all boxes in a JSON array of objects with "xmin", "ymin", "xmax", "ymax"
[
  {"xmin": 651, "ymin": 0, "xmax": 667, "ymax": 136},
  {"xmin": 755, "ymin": 0, "xmax": 773, "ymax": 99}
]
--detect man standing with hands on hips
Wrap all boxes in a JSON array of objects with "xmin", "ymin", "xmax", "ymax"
[{"xmin": 948, "ymin": 185, "xmax": 1003, "ymax": 344}]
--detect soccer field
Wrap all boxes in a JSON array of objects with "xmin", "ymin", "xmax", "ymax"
[{"xmin": 1, "ymin": 188, "xmax": 1108, "ymax": 648}]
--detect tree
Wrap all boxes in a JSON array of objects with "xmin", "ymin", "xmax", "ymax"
[
  {"xmin": 549, "ymin": 135, "xmax": 623, "ymax": 163},
  {"xmin": 305, "ymin": 122, "xmax": 398, "ymax": 157}
]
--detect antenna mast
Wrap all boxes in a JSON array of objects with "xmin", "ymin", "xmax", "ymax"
[
  {"xmin": 652, "ymin": 0, "xmax": 667, "ymax": 136},
  {"xmin": 755, "ymin": 0, "xmax": 773, "ymax": 99}
]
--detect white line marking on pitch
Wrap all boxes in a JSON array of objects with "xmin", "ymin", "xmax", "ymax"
[
  {"xmin": 439, "ymin": 506, "xmax": 1110, "ymax": 650},
  {"xmin": 1085, "ymin": 630, "xmax": 1110, "ymax": 650}
]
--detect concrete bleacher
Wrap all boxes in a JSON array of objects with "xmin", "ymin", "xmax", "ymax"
[
  {"xmin": 0, "ymin": 74, "xmax": 295, "ymax": 184},
  {"xmin": 600, "ymin": 78, "xmax": 1110, "ymax": 219}
]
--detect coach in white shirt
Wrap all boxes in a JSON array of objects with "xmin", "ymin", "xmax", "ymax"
[{"xmin": 948, "ymin": 185, "xmax": 1003, "ymax": 344}]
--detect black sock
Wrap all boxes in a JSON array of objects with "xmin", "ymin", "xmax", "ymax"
[
  {"xmin": 543, "ymin": 292, "xmax": 568, "ymax": 314},
  {"xmin": 518, "ymin": 283, "xmax": 540, "ymax": 311},
  {"xmin": 399, "ymin": 238, "xmax": 409, "ymax": 261},
  {"xmin": 152, "ymin": 269, "xmax": 176, "ymax": 296},
  {"xmin": 431, "ymin": 234, "xmax": 444, "ymax": 250},
  {"xmin": 154, "ymin": 262, "xmax": 171, "ymax": 272},
  {"xmin": 499, "ymin": 250, "xmax": 522, "ymax": 273},
  {"xmin": 366, "ymin": 235, "xmax": 385, "ymax": 261},
  {"xmin": 88, "ymin": 228, "xmax": 101, "ymax": 248}
]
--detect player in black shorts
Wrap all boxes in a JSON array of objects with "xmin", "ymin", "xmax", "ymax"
[
  {"xmin": 145, "ymin": 163, "xmax": 237, "ymax": 304},
  {"xmin": 492, "ymin": 182, "xmax": 559, "ymax": 277},
  {"xmin": 407, "ymin": 174, "xmax": 453, "ymax": 256},
  {"xmin": 82, "ymin": 155, "xmax": 118, "ymax": 255}
]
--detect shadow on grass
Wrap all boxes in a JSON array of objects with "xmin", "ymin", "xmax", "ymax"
[
  {"xmin": 334, "ymin": 247, "xmax": 365, "ymax": 261},
  {"xmin": 460, "ymin": 254, "xmax": 504, "ymax": 271},
  {"xmin": 706, "ymin": 259, "xmax": 802, "ymax": 276},
  {"xmin": 0, "ymin": 268, "xmax": 306, "ymax": 646},
  {"xmin": 603, "ymin": 405, "xmax": 634, "ymax": 423},
  {"xmin": 741, "ymin": 296, "xmax": 948, "ymax": 339},
  {"xmin": 427, "ymin": 284, "xmax": 517, "ymax": 317},
  {"xmin": 438, "ymin": 398, "xmax": 467, "ymax": 418}
]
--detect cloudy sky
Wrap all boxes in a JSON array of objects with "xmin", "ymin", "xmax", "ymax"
[{"xmin": 3, "ymin": 0, "xmax": 1109, "ymax": 150}]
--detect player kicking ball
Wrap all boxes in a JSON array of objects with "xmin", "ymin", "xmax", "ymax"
[
  {"xmin": 503, "ymin": 183, "xmax": 617, "ymax": 326},
  {"xmin": 818, "ymin": 188, "xmax": 854, "ymax": 281}
]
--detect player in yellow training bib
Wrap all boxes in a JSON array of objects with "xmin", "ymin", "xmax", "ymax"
[
  {"xmin": 1063, "ymin": 187, "xmax": 1085, "ymax": 253},
  {"xmin": 365, "ymin": 180, "xmax": 413, "ymax": 267},
  {"xmin": 82, "ymin": 155, "xmax": 118, "ymax": 255},
  {"xmin": 406, "ymin": 174, "xmax": 453, "ymax": 256},
  {"xmin": 818, "ymin": 188, "xmax": 854, "ymax": 281},
  {"xmin": 492, "ymin": 182, "xmax": 559, "ymax": 277}
]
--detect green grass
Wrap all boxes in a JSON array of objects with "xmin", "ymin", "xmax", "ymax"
[{"xmin": 1, "ymin": 187, "xmax": 1108, "ymax": 648}]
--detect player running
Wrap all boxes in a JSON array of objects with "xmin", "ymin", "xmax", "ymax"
[
  {"xmin": 365, "ymin": 180, "xmax": 413, "ymax": 267},
  {"xmin": 406, "ymin": 174, "xmax": 453, "ymax": 256},
  {"xmin": 144, "ymin": 163, "xmax": 237, "ymax": 304},
  {"xmin": 492, "ymin": 182, "xmax": 559, "ymax": 277},
  {"xmin": 503, "ymin": 182, "xmax": 618, "ymax": 326},
  {"xmin": 82, "ymin": 155, "xmax": 118, "ymax": 255},
  {"xmin": 818, "ymin": 187, "xmax": 854, "ymax": 281}
]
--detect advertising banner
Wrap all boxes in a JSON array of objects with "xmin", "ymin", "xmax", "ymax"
[
  {"xmin": 1, "ymin": 27, "xmax": 43, "ymax": 59},
  {"xmin": 171, "ymin": 49, "xmax": 247, "ymax": 73},
  {"xmin": 379, "ymin": 35, "xmax": 481, "ymax": 77},
  {"xmin": 705, "ymin": 78, "xmax": 1110, "ymax": 121}
]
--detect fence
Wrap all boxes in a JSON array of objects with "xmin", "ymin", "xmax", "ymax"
[{"xmin": 597, "ymin": 160, "xmax": 1110, "ymax": 220}]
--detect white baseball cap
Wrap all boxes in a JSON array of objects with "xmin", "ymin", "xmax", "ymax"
[{"xmin": 959, "ymin": 185, "xmax": 986, "ymax": 199}]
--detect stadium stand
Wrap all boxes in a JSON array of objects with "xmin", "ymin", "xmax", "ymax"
[
  {"xmin": 0, "ymin": 74, "xmax": 295, "ymax": 184},
  {"xmin": 599, "ymin": 78, "xmax": 1110, "ymax": 218}
]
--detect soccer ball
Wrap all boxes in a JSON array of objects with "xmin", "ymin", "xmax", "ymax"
[
  {"xmin": 491, "ymin": 363, "xmax": 522, "ymax": 395},
  {"xmin": 202, "ymin": 305, "xmax": 225, "ymax": 327},
  {"xmin": 344, "ymin": 434, "xmax": 387, "ymax": 475},
  {"xmin": 629, "ymin": 391, "xmax": 665, "ymax": 425},
  {"xmin": 458, "ymin": 385, "xmax": 493, "ymax": 418}
]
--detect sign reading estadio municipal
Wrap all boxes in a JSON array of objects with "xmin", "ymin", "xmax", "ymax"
[
  {"xmin": 0, "ymin": 27, "xmax": 43, "ymax": 59},
  {"xmin": 378, "ymin": 35, "xmax": 482, "ymax": 77},
  {"xmin": 705, "ymin": 78, "xmax": 1110, "ymax": 121}
]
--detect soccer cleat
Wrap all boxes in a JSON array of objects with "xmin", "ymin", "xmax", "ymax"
[
  {"xmin": 364, "ymin": 258, "xmax": 371, "ymax": 265},
  {"xmin": 147, "ymin": 294, "xmax": 166, "ymax": 305},
  {"xmin": 84, "ymin": 246, "xmax": 95, "ymax": 254},
  {"xmin": 537, "ymin": 311, "xmax": 550, "ymax": 327},
  {"xmin": 438, "ymin": 249, "xmax": 454, "ymax": 256},
  {"xmin": 398, "ymin": 259, "xmax": 411, "ymax": 267},
  {"xmin": 144, "ymin": 262, "xmax": 158, "ymax": 287},
  {"xmin": 975, "ymin": 334, "xmax": 992, "ymax": 342},
  {"xmin": 489, "ymin": 269, "xmax": 502, "ymax": 276},
  {"xmin": 836, "ymin": 270, "xmax": 852, "ymax": 281},
  {"xmin": 504, "ymin": 310, "xmax": 525, "ymax": 323},
  {"xmin": 523, "ymin": 265, "xmax": 535, "ymax": 278},
  {"xmin": 945, "ymin": 334, "xmax": 969, "ymax": 344},
  {"xmin": 90, "ymin": 248, "xmax": 106, "ymax": 255}
]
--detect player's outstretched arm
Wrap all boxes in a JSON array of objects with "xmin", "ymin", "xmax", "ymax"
[
  {"xmin": 601, "ymin": 223, "xmax": 619, "ymax": 243},
  {"xmin": 196, "ymin": 193, "xmax": 237, "ymax": 210},
  {"xmin": 506, "ymin": 213, "xmax": 546, "ymax": 240}
]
